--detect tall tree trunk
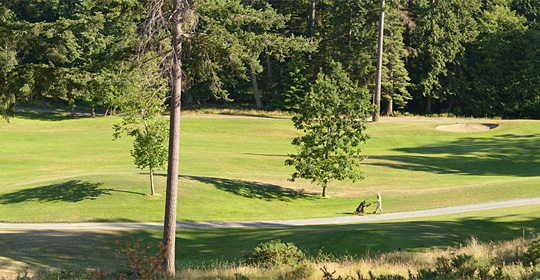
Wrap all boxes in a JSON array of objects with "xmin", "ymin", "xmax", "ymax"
[
  {"xmin": 386, "ymin": 71, "xmax": 394, "ymax": 116},
  {"xmin": 309, "ymin": 0, "xmax": 316, "ymax": 39},
  {"xmin": 150, "ymin": 169, "xmax": 155, "ymax": 196},
  {"xmin": 251, "ymin": 64, "xmax": 263, "ymax": 109},
  {"xmin": 322, "ymin": 184, "xmax": 327, "ymax": 197},
  {"xmin": 248, "ymin": 23, "xmax": 263, "ymax": 109},
  {"xmin": 426, "ymin": 95, "xmax": 432, "ymax": 113},
  {"xmin": 373, "ymin": 0, "xmax": 385, "ymax": 122},
  {"xmin": 386, "ymin": 93, "xmax": 394, "ymax": 116},
  {"xmin": 163, "ymin": 0, "xmax": 185, "ymax": 276},
  {"xmin": 265, "ymin": 48, "xmax": 275, "ymax": 101},
  {"xmin": 183, "ymin": 88, "xmax": 195, "ymax": 105}
]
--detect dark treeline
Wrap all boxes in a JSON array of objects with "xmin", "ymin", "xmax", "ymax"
[{"xmin": 1, "ymin": 0, "xmax": 539, "ymax": 119}]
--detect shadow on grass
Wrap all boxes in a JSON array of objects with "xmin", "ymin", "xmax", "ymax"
[
  {"xmin": 367, "ymin": 133, "xmax": 540, "ymax": 177},
  {"xmin": 175, "ymin": 214, "xmax": 540, "ymax": 264},
  {"xmin": 0, "ymin": 229, "xmax": 157, "ymax": 273},
  {"xmin": 180, "ymin": 175, "xmax": 315, "ymax": 201},
  {"xmin": 0, "ymin": 180, "xmax": 144, "ymax": 204},
  {"xmin": 243, "ymin": 153, "xmax": 288, "ymax": 157},
  {"xmin": 14, "ymin": 110, "xmax": 89, "ymax": 121},
  {"xmin": 1, "ymin": 213, "xmax": 539, "ymax": 270}
]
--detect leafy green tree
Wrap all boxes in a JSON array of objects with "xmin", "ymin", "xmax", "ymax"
[
  {"xmin": 113, "ymin": 57, "xmax": 169, "ymax": 196},
  {"xmin": 286, "ymin": 62, "xmax": 372, "ymax": 197},
  {"xmin": 129, "ymin": 117, "xmax": 169, "ymax": 196}
]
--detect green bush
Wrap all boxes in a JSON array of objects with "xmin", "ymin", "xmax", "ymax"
[
  {"xmin": 524, "ymin": 237, "xmax": 540, "ymax": 267},
  {"xmin": 243, "ymin": 240, "xmax": 315, "ymax": 279},
  {"xmin": 243, "ymin": 239, "xmax": 306, "ymax": 268}
]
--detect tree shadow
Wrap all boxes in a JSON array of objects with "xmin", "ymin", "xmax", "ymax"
[
  {"xmin": 1, "ymin": 213, "xmax": 539, "ymax": 270},
  {"xmin": 180, "ymin": 175, "xmax": 315, "ymax": 201},
  {"xmin": 176, "ymin": 214, "xmax": 540, "ymax": 264},
  {"xmin": 0, "ymin": 180, "xmax": 143, "ymax": 204},
  {"xmin": 367, "ymin": 133, "xmax": 540, "ymax": 177},
  {"xmin": 243, "ymin": 153, "xmax": 288, "ymax": 157},
  {"xmin": 0, "ymin": 229, "xmax": 158, "ymax": 273},
  {"xmin": 14, "ymin": 110, "xmax": 88, "ymax": 121}
]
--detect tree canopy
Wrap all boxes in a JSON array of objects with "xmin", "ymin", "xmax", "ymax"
[
  {"xmin": 2, "ymin": 0, "xmax": 539, "ymax": 119},
  {"xmin": 286, "ymin": 62, "xmax": 372, "ymax": 197}
]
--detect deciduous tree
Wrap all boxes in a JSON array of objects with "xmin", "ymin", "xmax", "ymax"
[{"xmin": 286, "ymin": 62, "xmax": 372, "ymax": 197}]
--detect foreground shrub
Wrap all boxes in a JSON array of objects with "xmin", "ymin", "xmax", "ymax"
[
  {"xmin": 243, "ymin": 240, "xmax": 315, "ymax": 278},
  {"xmin": 243, "ymin": 239, "xmax": 306, "ymax": 268},
  {"xmin": 524, "ymin": 236, "xmax": 540, "ymax": 267},
  {"xmin": 115, "ymin": 238, "xmax": 167, "ymax": 280}
]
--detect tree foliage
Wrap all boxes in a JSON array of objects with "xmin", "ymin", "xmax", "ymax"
[
  {"xmin": 286, "ymin": 62, "xmax": 373, "ymax": 197},
  {"xmin": 2, "ymin": 0, "xmax": 539, "ymax": 119},
  {"xmin": 129, "ymin": 117, "xmax": 169, "ymax": 196},
  {"xmin": 0, "ymin": 0, "xmax": 144, "ymax": 118},
  {"xmin": 406, "ymin": 0, "xmax": 480, "ymax": 113}
]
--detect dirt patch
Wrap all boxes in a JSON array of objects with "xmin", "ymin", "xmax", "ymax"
[{"xmin": 436, "ymin": 123, "xmax": 499, "ymax": 132}]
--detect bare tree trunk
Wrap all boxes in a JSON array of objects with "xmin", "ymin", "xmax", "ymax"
[
  {"xmin": 373, "ymin": 0, "xmax": 385, "ymax": 122},
  {"xmin": 309, "ymin": 0, "xmax": 316, "ymax": 39},
  {"xmin": 426, "ymin": 95, "xmax": 432, "ymax": 113},
  {"xmin": 183, "ymin": 88, "xmax": 195, "ymax": 105},
  {"xmin": 265, "ymin": 48, "xmax": 275, "ymax": 101},
  {"xmin": 386, "ymin": 94, "xmax": 394, "ymax": 116},
  {"xmin": 163, "ymin": 0, "xmax": 185, "ymax": 276},
  {"xmin": 150, "ymin": 169, "xmax": 155, "ymax": 196},
  {"xmin": 386, "ymin": 71, "xmax": 394, "ymax": 116},
  {"xmin": 322, "ymin": 185, "xmax": 327, "ymax": 197},
  {"xmin": 250, "ymin": 65, "xmax": 263, "ymax": 109},
  {"xmin": 248, "ymin": 23, "xmax": 263, "ymax": 109}
]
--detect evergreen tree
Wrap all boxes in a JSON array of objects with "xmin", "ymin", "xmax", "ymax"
[
  {"xmin": 185, "ymin": 0, "xmax": 316, "ymax": 108},
  {"xmin": 273, "ymin": 53, "xmax": 311, "ymax": 112},
  {"xmin": 0, "ymin": 0, "xmax": 144, "ymax": 117},
  {"xmin": 381, "ymin": 0, "xmax": 411, "ymax": 116},
  {"xmin": 406, "ymin": 0, "xmax": 480, "ymax": 113},
  {"xmin": 462, "ymin": 2, "xmax": 540, "ymax": 118}
]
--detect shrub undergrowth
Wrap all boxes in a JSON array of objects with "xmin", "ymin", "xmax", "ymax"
[{"xmin": 12, "ymin": 234, "xmax": 540, "ymax": 279}]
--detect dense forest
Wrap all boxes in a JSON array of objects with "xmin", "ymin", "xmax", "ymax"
[{"xmin": 1, "ymin": 0, "xmax": 539, "ymax": 119}]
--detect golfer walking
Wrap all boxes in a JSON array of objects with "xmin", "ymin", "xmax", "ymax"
[{"xmin": 373, "ymin": 193, "xmax": 383, "ymax": 214}]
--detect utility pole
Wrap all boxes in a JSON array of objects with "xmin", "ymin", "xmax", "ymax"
[{"xmin": 373, "ymin": 0, "xmax": 385, "ymax": 122}]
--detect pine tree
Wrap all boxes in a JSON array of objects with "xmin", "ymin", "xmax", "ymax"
[{"xmin": 406, "ymin": 0, "xmax": 480, "ymax": 113}]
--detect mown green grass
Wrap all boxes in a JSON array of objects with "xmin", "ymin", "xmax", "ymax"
[
  {"xmin": 0, "ymin": 111, "xmax": 539, "ymax": 222},
  {"xmin": 1, "ymin": 205, "xmax": 538, "ymax": 272}
]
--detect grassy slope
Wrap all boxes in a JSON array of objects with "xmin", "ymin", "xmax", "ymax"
[
  {"xmin": 0, "ymin": 112, "xmax": 539, "ymax": 222},
  {"xmin": 1, "ymin": 111, "xmax": 539, "ymax": 273}
]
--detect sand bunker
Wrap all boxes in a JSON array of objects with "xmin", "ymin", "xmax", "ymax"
[{"xmin": 436, "ymin": 123, "xmax": 499, "ymax": 132}]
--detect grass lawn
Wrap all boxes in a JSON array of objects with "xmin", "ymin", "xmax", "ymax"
[
  {"xmin": 0, "ymin": 111, "xmax": 539, "ymax": 222},
  {"xmin": 1, "ymin": 110, "xmax": 539, "ymax": 275},
  {"xmin": 0, "ymin": 205, "xmax": 538, "ymax": 273}
]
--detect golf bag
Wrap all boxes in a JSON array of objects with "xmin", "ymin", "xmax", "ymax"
[{"xmin": 354, "ymin": 200, "xmax": 371, "ymax": 215}]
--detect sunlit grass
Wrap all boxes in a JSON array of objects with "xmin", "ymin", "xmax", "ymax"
[{"xmin": 1, "ymin": 111, "xmax": 539, "ymax": 223}]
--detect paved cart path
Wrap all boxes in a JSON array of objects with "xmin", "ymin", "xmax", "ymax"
[{"xmin": 1, "ymin": 197, "xmax": 539, "ymax": 230}]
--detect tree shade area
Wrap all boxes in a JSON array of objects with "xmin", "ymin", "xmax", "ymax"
[{"xmin": 1, "ymin": 0, "xmax": 539, "ymax": 119}]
